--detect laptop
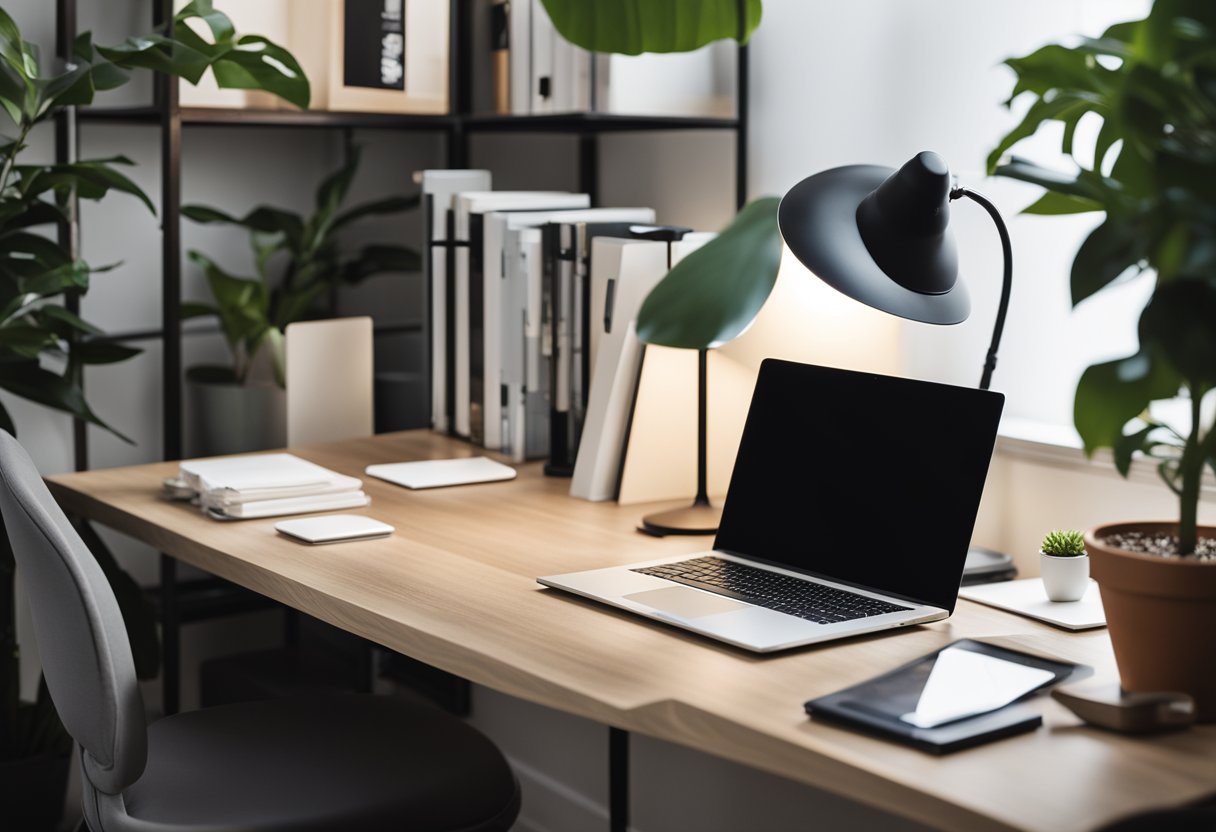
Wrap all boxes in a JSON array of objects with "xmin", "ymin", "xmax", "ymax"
[{"xmin": 538, "ymin": 359, "xmax": 1005, "ymax": 652}]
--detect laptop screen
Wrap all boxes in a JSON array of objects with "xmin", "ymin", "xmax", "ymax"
[{"xmin": 714, "ymin": 359, "xmax": 1004, "ymax": 613}]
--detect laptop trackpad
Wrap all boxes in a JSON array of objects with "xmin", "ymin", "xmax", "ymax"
[{"xmin": 624, "ymin": 587, "xmax": 746, "ymax": 618}]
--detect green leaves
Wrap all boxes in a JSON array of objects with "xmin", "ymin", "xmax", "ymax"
[
  {"xmin": 991, "ymin": 1, "xmax": 1216, "ymax": 549},
  {"xmin": 1074, "ymin": 350, "xmax": 1181, "ymax": 455},
  {"xmin": 0, "ymin": 361, "xmax": 131, "ymax": 442},
  {"xmin": 1070, "ymin": 217, "xmax": 1149, "ymax": 306},
  {"xmin": 1041, "ymin": 529, "xmax": 1086, "ymax": 556},
  {"xmin": 0, "ymin": 0, "xmax": 309, "ymax": 134},
  {"xmin": 539, "ymin": 0, "xmax": 762, "ymax": 55},
  {"xmin": 97, "ymin": 1, "xmax": 309, "ymax": 110},
  {"xmin": 184, "ymin": 148, "xmax": 419, "ymax": 384},
  {"xmin": 637, "ymin": 197, "xmax": 782, "ymax": 349}
]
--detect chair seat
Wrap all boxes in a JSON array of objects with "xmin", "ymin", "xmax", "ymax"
[{"xmin": 100, "ymin": 695, "xmax": 519, "ymax": 832}]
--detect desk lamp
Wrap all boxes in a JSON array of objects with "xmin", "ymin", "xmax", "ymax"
[
  {"xmin": 778, "ymin": 151, "xmax": 1012, "ymax": 391},
  {"xmin": 779, "ymin": 150, "xmax": 1014, "ymax": 575},
  {"xmin": 634, "ymin": 198, "xmax": 783, "ymax": 536}
]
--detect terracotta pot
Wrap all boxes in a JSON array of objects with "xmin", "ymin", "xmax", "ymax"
[{"xmin": 1086, "ymin": 521, "xmax": 1216, "ymax": 721}]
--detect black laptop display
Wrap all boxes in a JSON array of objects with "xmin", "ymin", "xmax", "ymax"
[{"xmin": 714, "ymin": 359, "xmax": 1005, "ymax": 613}]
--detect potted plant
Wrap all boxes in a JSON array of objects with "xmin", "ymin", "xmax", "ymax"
[
  {"xmin": 1039, "ymin": 529, "xmax": 1090, "ymax": 602},
  {"xmin": 0, "ymin": 3, "xmax": 307, "ymax": 827},
  {"xmin": 181, "ymin": 147, "xmax": 418, "ymax": 454},
  {"xmin": 989, "ymin": 0, "xmax": 1216, "ymax": 716}
]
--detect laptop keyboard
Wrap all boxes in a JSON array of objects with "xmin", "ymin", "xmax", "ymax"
[{"xmin": 632, "ymin": 556, "xmax": 911, "ymax": 625}]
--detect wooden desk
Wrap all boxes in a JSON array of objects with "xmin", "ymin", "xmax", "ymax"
[{"xmin": 48, "ymin": 431, "xmax": 1216, "ymax": 832}]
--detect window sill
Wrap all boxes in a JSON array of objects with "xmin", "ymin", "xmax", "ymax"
[{"xmin": 995, "ymin": 417, "xmax": 1216, "ymax": 501}]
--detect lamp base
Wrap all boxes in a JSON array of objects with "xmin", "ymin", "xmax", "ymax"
[{"xmin": 639, "ymin": 502, "xmax": 722, "ymax": 537}]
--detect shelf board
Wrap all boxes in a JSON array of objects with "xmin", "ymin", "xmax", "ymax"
[
  {"xmin": 463, "ymin": 111, "xmax": 740, "ymax": 133},
  {"xmin": 78, "ymin": 106, "xmax": 738, "ymax": 134},
  {"xmin": 79, "ymin": 106, "xmax": 456, "ymax": 130}
]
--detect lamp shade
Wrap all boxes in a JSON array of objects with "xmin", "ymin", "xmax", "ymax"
[{"xmin": 777, "ymin": 151, "xmax": 970, "ymax": 325}]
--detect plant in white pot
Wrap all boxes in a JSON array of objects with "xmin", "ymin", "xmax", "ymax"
[
  {"xmin": 1039, "ymin": 530, "xmax": 1090, "ymax": 602},
  {"xmin": 182, "ymin": 147, "xmax": 418, "ymax": 455},
  {"xmin": 989, "ymin": 0, "xmax": 1216, "ymax": 717}
]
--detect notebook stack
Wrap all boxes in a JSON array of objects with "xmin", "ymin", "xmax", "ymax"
[{"xmin": 178, "ymin": 454, "xmax": 369, "ymax": 520}]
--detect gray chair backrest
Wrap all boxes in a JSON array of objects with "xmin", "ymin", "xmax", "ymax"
[{"xmin": 0, "ymin": 431, "xmax": 146, "ymax": 794}]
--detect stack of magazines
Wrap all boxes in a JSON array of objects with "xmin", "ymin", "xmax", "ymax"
[{"xmin": 173, "ymin": 454, "xmax": 369, "ymax": 520}]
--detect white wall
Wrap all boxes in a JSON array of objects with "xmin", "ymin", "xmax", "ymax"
[{"xmin": 751, "ymin": 0, "xmax": 1152, "ymax": 428}]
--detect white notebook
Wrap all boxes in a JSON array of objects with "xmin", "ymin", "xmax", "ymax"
[
  {"xmin": 366, "ymin": 457, "xmax": 517, "ymax": 490},
  {"xmin": 180, "ymin": 453, "xmax": 362, "ymax": 502},
  {"xmin": 959, "ymin": 578, "xmax": 1106, "ymax": 631}
]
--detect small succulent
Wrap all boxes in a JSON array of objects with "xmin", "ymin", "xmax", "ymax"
[{"xmin": 1041, "ymin": 529, "xmax": 1086, "ymax": 557}]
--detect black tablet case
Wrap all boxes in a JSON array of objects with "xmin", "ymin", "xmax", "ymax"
[{"xmin": 805, "ymin": 639, "xmax": 1090, "ymax": 754}]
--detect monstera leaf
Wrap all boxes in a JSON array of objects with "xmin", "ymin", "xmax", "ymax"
[{"xmin": 539, "ymin": 0, "xmax": 762, "ymax": 55}]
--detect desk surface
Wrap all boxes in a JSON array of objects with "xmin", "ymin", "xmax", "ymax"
[{"xmin": 48, "ymin": 431, "xmax": 1216, "ymax": 832}]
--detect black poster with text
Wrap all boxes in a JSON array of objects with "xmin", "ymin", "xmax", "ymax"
[{"xmin": 344, "ymin": 0, "xmax": 406, "ymax": 90}]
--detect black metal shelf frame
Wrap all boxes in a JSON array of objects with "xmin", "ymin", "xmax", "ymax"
[{"xmin": 56, "ymin": 2, "xmax": 747, "ymax": 829}]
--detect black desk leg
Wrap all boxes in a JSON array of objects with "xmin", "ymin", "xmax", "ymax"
[
  {"xmin": 160, "ymin": 554, "xmax": 179, "ymax": 715},
  {"xmin": 609, "ymin": 727, "xmax": 629, "ymax": 832}
]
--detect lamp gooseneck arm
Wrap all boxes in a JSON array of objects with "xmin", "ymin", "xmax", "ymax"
[{"xmin": 950, "ymin": 187, "xmax": 1012, "ymax": 391}]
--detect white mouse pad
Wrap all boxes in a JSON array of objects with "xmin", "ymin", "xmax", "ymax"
[
  {"xmin": 365, "ymin": 457, "xmax": 517, "ymax": 489},
  {"xmin": 275, "ymin": 514, "xmax": 394, "ymax": 544}
]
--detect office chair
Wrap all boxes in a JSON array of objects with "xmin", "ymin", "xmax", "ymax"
[{"xmin": 0, "ymin": 431, "xmax": 520, "ymax": 832}]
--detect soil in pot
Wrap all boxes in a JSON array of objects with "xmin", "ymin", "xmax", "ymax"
[{"xmin": 1101, "ymin": 530, "xmax": 1216, "ymax": 560}]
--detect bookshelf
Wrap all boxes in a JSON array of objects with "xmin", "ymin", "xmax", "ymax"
[{"xmin": 56, "ymin": 0, "xmax": 749, "ymax": 718}]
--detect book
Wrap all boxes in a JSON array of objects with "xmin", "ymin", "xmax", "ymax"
[
  {"xmin": 508, "ymin": 0, "xmax": 532, "ymax": 114},
  {"xmin": 179, "ymin": 453, "xmax": 367, "ymax": 519},
  {"xmin": 570, "ymin": 234, "xmax": 703, "ymax": 501},
  {"xmin": 454, "ymin": 192, "xmax": 585, "ymax": 441},
  {"xmin": 570, "ymin": 239, "xmax": 667, "ymax": 500},
  {"xmin": 501, "ymin": 226, "xmax": 549, "ymax": 461},
  {"xmin": 214, "ymin": 491, "xmax": 370, "ymax": 520},
  {"xmin": 418, "ymin": 170, "xmax": 492, "ymax": 433},
  {"xmin": 483, "ymin": 209, "xmax": 656, "ymax": 453}
]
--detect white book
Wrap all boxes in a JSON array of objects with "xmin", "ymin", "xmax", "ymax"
[
  {"xmin": 551, "ymin": 13, "xmax": 575, "ymax": 111},
  {"xmin": 453, "ymin": 191, "xmax": 580, "ymax": 441},
  {"xmin": 419, "ymin": 170, "xmax": 492, "ymax": 432},
  {"xmin": 180, "ymin": 453, "xmax": 358, "ymax": 500},
  {"xmin": 488, "ymin": 205, "xmax": 656, "ymax": 457},
  {"xmin": 570, "ymin": 234, "xmax": 715, "ymax": 501},
  {"xmin": 216, "ymin": 490, "xmax": 371, "ymax": 520},
  {"xmin": 509, "ymin": 0, "xmax": 532, "ymax": 114},
  {"xmin": 502, "ymin": 226, "xmax": 537, "ymax": 461},
  {"xmin": 530, "ymin": 0, "xmax": 555, "ymax": 113},
  {"xmin": 485, "ymin": 207, "xmax": 653, "ymax": 452}
]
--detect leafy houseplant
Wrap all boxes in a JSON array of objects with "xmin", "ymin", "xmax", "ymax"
[
  {"xmin": 989, "ymin": 0, "xmax": 1216, "ymax": 715},
  {"xmin": 988, "ymin": 0, "xmax": 1215, "ymax": 556},
  {"xmin": 183, "ymin": 147, "xmax": 419, "ymax": 386},
  {"xmin": 180, "ymin": 147, "xmax": 418, "ymax": 453},
  {"xmin": 0, "ymin": 2, "xmax": 308, "ymax": 827}
]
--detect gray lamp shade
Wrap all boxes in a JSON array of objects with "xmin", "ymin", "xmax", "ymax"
[{"xmin": 777, "ymin": 151, "xmax": 970, "ymax": 325}]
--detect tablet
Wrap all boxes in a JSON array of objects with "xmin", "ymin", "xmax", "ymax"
[
  {"xmin": 274, "ymin": 515, "xmax": 394, "ymax": 544},
  {"xmin": 365, "ymin": 457, "xmax": 517, "ymax": 489},
  {"xmin": 805, "ymin": 639, "xmax": 1090, "ymax": 753}
]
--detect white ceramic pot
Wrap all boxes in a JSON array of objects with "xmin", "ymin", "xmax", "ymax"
[{"xmin": 1040, "ymin": 552, "xmax": 1090, "ymax": 602}]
